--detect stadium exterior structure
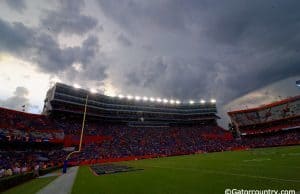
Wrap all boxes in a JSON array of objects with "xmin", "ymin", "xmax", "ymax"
[
  {"xmin": 228, "ymin": 95, "xmax": 300, "ymax": 136},
  {"xmin": 43, "ymin": 83, "xmax": 219, "ymax": 127}
]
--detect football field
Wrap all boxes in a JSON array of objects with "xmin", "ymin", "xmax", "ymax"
[
  {"xmin": 72, "ymin": 146, "xmax": 300, "ymax": 194},
  {"xmin": 4, "ymin": 146, "xmax": 300, "ymax": 194}
]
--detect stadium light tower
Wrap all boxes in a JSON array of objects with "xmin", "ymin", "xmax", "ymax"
[
  {"xmin": 143, "ymin": 96, "xmax": 148, "ymax": 101},
  {"xmin": 210, "ymin": 99, "xmax": 216, "ymax": 104},
  {"xmin": 297, "ymin": 80, "xmax": 300, "ymax": 87},
  {"xmin": 63, "ymin": 92, "xmax": 89, "ymax": 173},
  {"xmin": 90, "ymin": 88, "xmax": 97, "ymax": 94},
  {"xmin": 109, "ymin": 94, "xmax": 116, "ymax": 98},
  {"xmin": 73, "ymin": 83, "xmax": 81, "ymax": 89},
  {"xmin": 135, "ymin": 96, "xmax": 141, "ymax": 101}
]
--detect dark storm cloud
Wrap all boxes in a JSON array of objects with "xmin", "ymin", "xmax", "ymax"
[
  {"xmin": 96, "ymin": 0, "xmax": 191, "ymax": 33},
  {"xmin": 97, "ymin": 0, "xmax": 300, "ymax": 104},
  {"xmin": 4, "ymin": 0, "xmax": 26, "ymax": 13},
  {"xmin": 126, "ymin": 56, "xmax": 167, "ymax": 88},
  {"xmin": 0, "ymin": 19, "xmax": 33, "ymax": 52},
  {"xmin": 1, "ymin": 0, "xmax": 300, "ymax": 125},
  {"xmin": 125, "ymin": 56, "xmax": 219, "ymax": 99},
  {"xmin": 0, "ymin": 18, "xmax": 105, "ymax": 77},
  {"xmin": 41, "ymin": 0, "xmax": 97, "ymax": 35},
  {"xmin": 33, "ymin": 34, "xmax": 100, "ymax": 73}
]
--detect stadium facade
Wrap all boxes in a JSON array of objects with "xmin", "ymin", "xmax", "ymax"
[
  {"xmin": 43, "ymin": 83, "xmax": 219, "ymax": 127},
  {"xmin": 228, "ymin": 95, "xmax": 300, "ymax": 136}
]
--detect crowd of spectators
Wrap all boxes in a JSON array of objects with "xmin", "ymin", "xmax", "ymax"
[
  {"xmin": 240, "ymin": 130, "xmax": 300, "ymax": 148},
  {"xmin": 64, "ymin": 120, "xmax": 299, "ymax": 164},
  {"xmin": 0, "ymin": 108, "xmax": 64, "ymax": 143},
  {"xmin": 1, "ymin": 107, "xmax": 300, "ymax": 178},
  {"xmin": 0, "ymin": 149, "xmax": 65, "ymax": 178},
  {"xmin": 239, "ymin": 119, "xmax": 300, "ymax": 135}
]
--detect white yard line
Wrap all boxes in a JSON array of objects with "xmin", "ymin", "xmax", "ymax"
[
  {"xmin": 36, "ymin": 166, "xmax": 79, "ymax": 194},
  {"xmin": 243, "ymin": 158, "xmax": 271, "ymax": 162}
]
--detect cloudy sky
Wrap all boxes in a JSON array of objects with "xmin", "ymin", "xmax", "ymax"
[{"xmin": 0, "ymin": 0, "xmax": 299, "ymax": 127}]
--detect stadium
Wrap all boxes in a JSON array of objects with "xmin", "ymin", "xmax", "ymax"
[
  {"xmin": 0, "ymin": 83, "xmax": 299, "ymax": 194},
  {"xmin": 1, "ymin": 1, "xmax": 300, "ymax": 194}
]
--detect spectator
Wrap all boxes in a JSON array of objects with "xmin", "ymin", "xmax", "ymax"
[{"xmin": 33, "ymin": 163, "xmax": 40, "ymax": 177}]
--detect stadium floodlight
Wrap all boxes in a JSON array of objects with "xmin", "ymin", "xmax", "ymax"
[
  {"xmin": 90, "ymin": 88, "xmax": 97, "ymax": 94},
  {"xmin": 175, "ymin": 100, "xmax": 181, "ymax": 104},
  {"xmin": 210, "ymin": 99, "xmax": 216, "ymax": 103},
  {"xmin": 73, "ymin": 83, "xmax": 81, "ymax": 89},
  {"xmin": 127, "ymin": 95, "xmax": 133, "ymax": 100},
  {"xmin": 156, "ymin": 98, "xmax": 162, "ymax": 103},
  {"xmin": 109, "ymin": 94, "xmax": 116, "ymax": 98},
  {"xmin": 170, "ymin": 99, "xmax": 175, "ymax": 104},
  {"xmin": 143, "ymin": 96, "xmax": 148, "ymax": 101},
  {"xmin": 150, "ymin": 97, "xmax": 155, "ymax": 102},
  {"xmin": 297, "ymin": 80, "xmax": 300, "ymax": 87},
  {"xmin": 200, "ymin": 99, "xmax": 206, "ymax": 104},
  {"xmin": 135, "ymin": 96, "xmax": 141, "ymax": 101},
  {"xmin": 189, "ymin": 100, "xmax": 195, "ymax": 104},
  {"xmin": 118, "ymin": 94, "xmax": 124, "ymax": 99}
]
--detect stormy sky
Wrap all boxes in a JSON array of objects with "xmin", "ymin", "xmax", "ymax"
[{"xmin": 0, "ymin": 0, "xmax": 299, "ymax": 127}]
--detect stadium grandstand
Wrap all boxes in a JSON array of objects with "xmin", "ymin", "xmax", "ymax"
[
  {"xmin": 1, "ymin": 83, "xmax": 300, "ymax": 193},
  {"xmin": 42, "ymin": 83, "xmax": 219, "ymax": 127},
  {"xmin": 0, "ymin": 83, "xmax": 232, "ymax": 181},
  {"xmin": 228, "ymin": 95, "xmax": 300, "ymax": 148},
  {"xmin": 42, "ymin": 83, "xmax": 233, "ymax": 165}
]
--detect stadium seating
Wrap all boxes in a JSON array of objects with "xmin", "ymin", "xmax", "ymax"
[{"xmin": 1, "ymin": 106, "xmax": 300, "ymax": 178}]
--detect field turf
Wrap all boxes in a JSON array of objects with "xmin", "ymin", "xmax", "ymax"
[
  {"xmin": 3, "ymin": 176, "xmax": 57, "ymax": 194},
  {"xmin": 71, "ymin": 146, "xmax": 300, "ymax": 194}
]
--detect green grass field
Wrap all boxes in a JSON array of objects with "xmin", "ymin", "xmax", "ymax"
[
  {"xmin": 72, "ymin": 146, "xmax": 300, "ymax": 194},
  {"xmin": 4, "ymin": 146, "xmax": 300, "ymax": 194},
  {"xmin": 3, "ymin": 176, "xmax": 57, "ymax": 194}
]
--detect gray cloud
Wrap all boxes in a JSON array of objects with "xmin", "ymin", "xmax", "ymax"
[
  {"xmin": 1, "ymin": 0, "xmax": 300, "ymax": 127},
  {"xmin": 0, "ymin": 17, "xmax": 108, "ymax": 96},
  {"xmin": 0, "ymin": 19, "xmax": 34, "ymax": 52},
  {"xmin": 96, "ymin": 0, "xmax": 190, "ymax": 33},
  {"xmin": 0, "ymin": 18, "xmax": 104, "ymax": 75},
  {"xmin": 0, "ymin": 87, "xmax": 30, "ymax": 111},
  {"xmin": 97, "ymin": 0, "xmax": 300, "ymax": 102},
  {"xmin": 117, "ymin": 34, "xmax": 132, "ymax": 47},
  {"xmin": 5, "ymin": 0, "xmax": 26, "ymax": 13},
  {"xmin": 41, "ymin": 0, "xmax": 97, "ymax": 35},
  {"xmin": 95, "ymin": 0, "xmax": 300, "ymax": 127}
]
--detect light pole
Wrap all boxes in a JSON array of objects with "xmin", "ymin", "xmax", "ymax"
[{"xmin": 63, "ymin": 93, "xmax": 89, "ymax": 173}]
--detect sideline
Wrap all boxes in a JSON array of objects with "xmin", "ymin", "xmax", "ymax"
[
  {"xmin": 36, "ymin": 166, "xmax": 79, "ymax": 194},
  {"xmin": 38, "ymin": 171, "xmax": 62, "ymax": 179}
]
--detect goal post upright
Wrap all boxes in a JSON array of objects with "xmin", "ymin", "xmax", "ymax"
[{"xmin": 63, "ymin": 93, "xmax": 89, "ymax": 173}]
